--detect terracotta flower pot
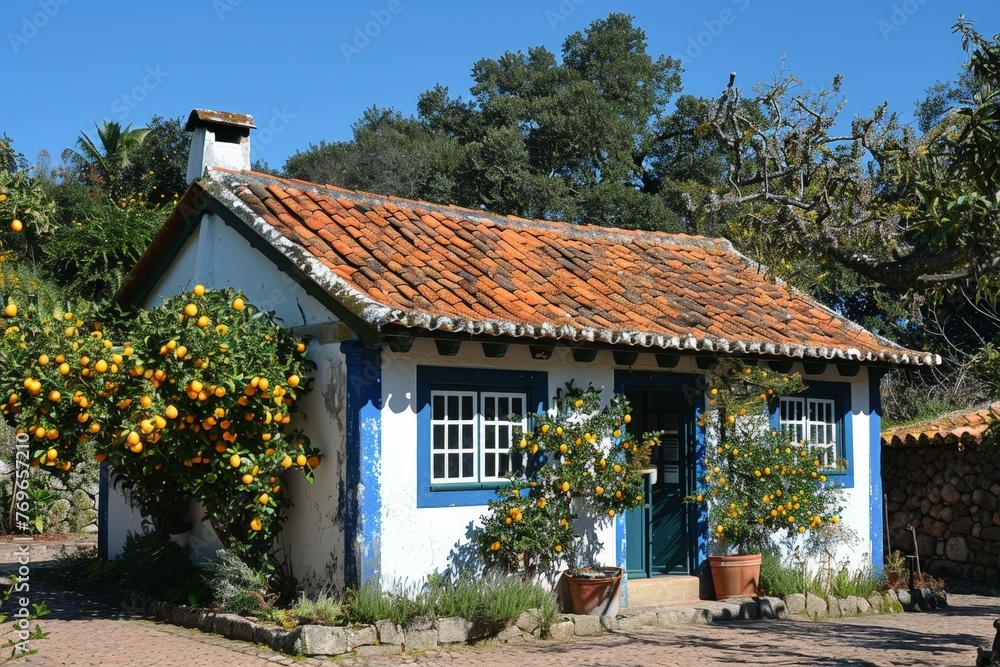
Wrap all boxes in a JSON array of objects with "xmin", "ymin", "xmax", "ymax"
[
  {"xmin": 708, "ymin": 554, "xmax": 761, "ymax": 600},
  {"xmin": 564, "ymin": 566, "xmax": 623, "ymax": 615}
]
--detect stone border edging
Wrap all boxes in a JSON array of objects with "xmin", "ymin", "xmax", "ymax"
[
  {"xmin": 782, "ymin": 587, "xmax": 947, "ymax": 616},
  {"xmin": 36, "ymin": 570, "xmax": 951, "ymax": 659}
]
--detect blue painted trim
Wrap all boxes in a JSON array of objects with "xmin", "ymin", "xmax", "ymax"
[
  {"xmin": 342, "ymin": 340, "xmax": 383, "ymax": 588},
  {"xmin": 416, "ymin": 366, "xmax": 548, "ymax": 508},
  {"xmin": 769, "ymin": 380, "xmax": 855, "ymax": 489},
  {"xmin": 693, "ymin": 404, "xmax": 708, "ymax": 581},
  {"xmin": 869, "ymin": 369, "xmax": 886, "ymax": 574},
  {"xmin": 616, "ymin": 512, "xmax": 628, "ymax": 607},
  {"xmin": 98, "ymin": 461, "xmax": 109, "ymax": 560}
]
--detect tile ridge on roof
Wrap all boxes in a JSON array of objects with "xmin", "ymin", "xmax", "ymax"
[
  {"xmin": 206, "ymin": 167, "xmax": 731, "ymax": 252},
  {"xmin": 883, "ymin": 401, "xmax": 1000, "ymax": 436},
  {"xmin": 204, "ymin": 168, "xmax": 939, "ymax": 366}
]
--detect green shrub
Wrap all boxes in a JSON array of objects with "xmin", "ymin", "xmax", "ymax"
[
  {"xmin": 429, "ymin": 573, "xmax": 556, "ymax": 634},
  {"xmin": 293, "ymin": 592, "xmax": 344, "ymax": 626},
  {"xmin": 759, "ymin": 552, "xmax": 885, "ymax": 600},
  {"xmin": 347, "ymin": 580, "xmax": 429, "ymax": 627},
  {"xmin": 202, "ymin": 550, "xmax": 271, "ymax": 615},
  {"xmin": 116, "ymin": 531, "xmax": 211, "ymax": 605}
]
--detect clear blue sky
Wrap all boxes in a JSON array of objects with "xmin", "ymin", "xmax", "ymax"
[{"xmin": 2, "ymin": 0, "xmax": 999, "ymax": 171}]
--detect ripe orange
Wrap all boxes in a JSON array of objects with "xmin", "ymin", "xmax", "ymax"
[
  {"xmin": 10, "ymin": 219, "xmax": 22, "ymax": 233},
  {"xmin": 296, "ymin": 454, "xmax": 307, "ymax": 467},
  {"xmin": 287, "ymin": 374, "xmax": 300, "ymax": 388},
  {"xmin": 165, "ymin": 405, "xmax": 178, "ymax": 419},
  {"xmin": 45, "ymin": 448, "xmax": 58, "ymax": 461},
  {"xmin": 48, "ymin": 390, "xmax": 61, "ymax": 402},
  {"xmin": 175, "ymin": 345, "xmax": 187, "ymax": 359},
  {"xmin": 229, "ymin": 453, "xmax": 241, "ymax": 468},
  {"xmin": 4, "ymin": 303, "xmax": 17, "ymax": 318},
  {"xmin": 193, "ymin": 284, "xmax": 206, "ymax": 296},
  {"xmin": 196, "ymin": 315, "xmax": 210, "ymax": 328},
  {"xmin": 250, "ymin": 517, "xmax": 262, "ymax": 531},
  {"xmin": 307, "ymin": 456, "xmax": 320, "ymax": 468},
  {"xmin": 259, "ymin": 493, "xmax": 269, "ymax": 505},
  {"xmin": 232, "ymin": 297, "xmax": 245, "ymax": 311},
  {"xmin": 281, "ymin": 455, "xmax": 292, "ymax": 469},
  {"xmin": 95, "ymin": 452, "xmax": 107, "ymax": 463},
  {"xmin": 126, "ymin": 431, "xmax": 140, "ymax": 446},
  {"xmin": 89, "ymin": 422, "xmax": 101, "ymax": 434},
  {"xmin": 553, "ymin": 544, "xmax": 562, "ymax": 553},
  {"xmin": 130, "ymin": 442, "xmax": 143, "ymax": 453},
  {"xmin": 241, "ymin": 473, "xmax": 254, "ymax": 485},
  {"xmin": 184, "ymin": 303, "xmax": 198, "ymax": 317},
  {"xmin": 94, "ymin": 359, "xmax": 108, "ymax": 373}
]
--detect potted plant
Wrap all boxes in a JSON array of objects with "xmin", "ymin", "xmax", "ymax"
[
  {"xmin": 686, "ymin": 362, "xmax": 845, "ymax": 599},
  {"xmin": 478, "ymin": 381, "xmax": 662, "ymax": 614}
]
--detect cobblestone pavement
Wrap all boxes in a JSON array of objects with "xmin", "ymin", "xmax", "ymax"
[{"xmin": 2, "ymin": 580, "xmax": 998, "ymax": 666}]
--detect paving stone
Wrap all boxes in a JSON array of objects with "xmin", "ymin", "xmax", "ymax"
[
  {"xmin": 614, "ymin": 611, "xmax": 658, "ymax": 632},
  {"xmin": 355, "ymin": 644, "xmax": 404, "ymax": 658},
  {"xmin": 405, "ymin": 628, "xmax": 438, "ymax": 651},
  {"xmin": 785, "ymin": 593, "xmax": 806, "ymax": 614},
  {"xmin": 571, "ymin": 614, "xmax": 603, "ymax": 636},
  {"xmin": 548, "ymin": 620, "xmax": 575, "ymax": 641},
  {"xmin": 348, "ymin": 624, "xmax": 377, "ymax": 649},
  {"xmin": 435, "ymin": 616, "xmax": 470, "ymax": 644},
  {"xmin": 656, "ymin": 607, "xmax": 711, "ymax": 625},
  {"xmin": 759, "ymin": 597, "xmax": 788, "ymax": 619},
  {"xmin": 297, "ymin": 625, "xmax": 348, "ymax": 656},
  {"xmin": 375, "ymin": 619, "xmax": 403, "ymax": 647},
  {"xmin": 514, "ymin": 609, "xmax": 540, "ymax": 633},
  {"xmin": 805, "ymin": 593, "xmax": 828, "ymax": 616}
]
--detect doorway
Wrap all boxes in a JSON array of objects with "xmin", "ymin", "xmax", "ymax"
[{"xmin": 621, "ymin": 382, "xmax": 698, "ymax": 579}]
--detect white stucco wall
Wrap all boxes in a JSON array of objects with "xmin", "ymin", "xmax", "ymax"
[
  {"xmin": 377, "ymin": 343, "xmax": 880, "ymax": 585},
  {"xmin": 378, "ymin": 341, "xmax": 625, "ymax": 585}
]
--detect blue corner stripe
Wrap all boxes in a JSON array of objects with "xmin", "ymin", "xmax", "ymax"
[
  {"xmin": 869, "ymin": 370, "xmax": 886, "ymax": 574},
  {"xmin": 616, "ymin": 512, "xmax": 628, "ymax": 606},
  {"xmin": 342, "ymin": 340, "xmax": 383, "ymax": 588}
]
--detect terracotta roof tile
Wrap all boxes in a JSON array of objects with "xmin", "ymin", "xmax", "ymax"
[
  {"xmin": 171, "ymin": 168, "xmax": 943, "ymax": 365},
  {"xmin": 882, "ymin": 403, "xmax": 1000, "ymax": 448}
]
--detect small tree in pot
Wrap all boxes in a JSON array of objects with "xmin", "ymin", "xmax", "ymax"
[
  {"xmin": 478, "ymin": 381, "xmax": 662, "ymax": 613},
  {"xmin": 686, "ymin": 362, "xmax": 846, "ymax": 598}
]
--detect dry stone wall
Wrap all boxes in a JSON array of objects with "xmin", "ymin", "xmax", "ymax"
[{"xmin": 883, "ymin": 442, "xmax": 1000, "ymax": 584}]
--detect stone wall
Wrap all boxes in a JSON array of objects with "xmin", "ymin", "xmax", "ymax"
[{"xmin": 882, "ymin": 442, "xmax": 1000, "ymax": 584}]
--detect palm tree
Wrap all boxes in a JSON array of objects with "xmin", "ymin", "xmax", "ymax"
[{"xmin": 61, "ymin": 120, "xmax": 148, "ymax": 192}]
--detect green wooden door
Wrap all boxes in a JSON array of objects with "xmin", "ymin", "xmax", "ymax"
[{"xmin": 625, "ymin": 389, "xmax": 692, "ymax": 578}]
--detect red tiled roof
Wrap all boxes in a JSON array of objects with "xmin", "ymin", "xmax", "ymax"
[
  {"xmin": 881, "ymin": 403, "xmax": 1000, "ymax": 448},
  {"xmin": 124, "ymin": 168, "xmax": 939, "ymax": 365}
]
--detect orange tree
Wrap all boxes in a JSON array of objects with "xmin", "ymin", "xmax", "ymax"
[
  {"xmin": 478, "ymin": 382, "xmax": 662, "ymax": 579},
  {"xmin": 685, "ymin": 362, "xmax": 845, "ymax": 555},
  {"xmin": 0, "ymin": 286, "xmax": 320, "ymax": 567}
]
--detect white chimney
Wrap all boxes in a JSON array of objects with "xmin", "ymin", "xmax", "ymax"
[{"xmin": 185, "ymin": 109, "xmax": 256, "ymax": 183}]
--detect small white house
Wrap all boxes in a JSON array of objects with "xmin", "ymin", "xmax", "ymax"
[{"xmin": 102, "ymin": 109, "xmax": 939, "ymax": 604}]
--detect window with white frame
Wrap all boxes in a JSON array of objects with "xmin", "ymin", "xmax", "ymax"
[
  {"xmin": 430, "ymin": 390, "xmax": 527, "ymax": 485},
  {"xmin": 779, "ymin": 396, "xmax": 838, "ymax": 468}
]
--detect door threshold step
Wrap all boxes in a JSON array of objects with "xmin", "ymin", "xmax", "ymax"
[{"xmin": 627, "ymin": 575, "xmax": 701, "ymax": 606}]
